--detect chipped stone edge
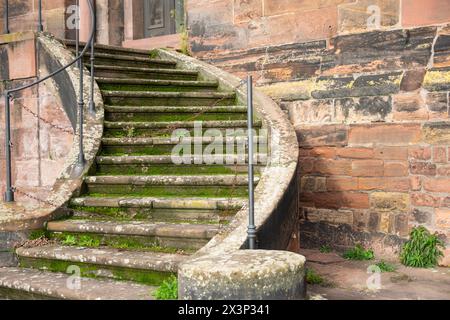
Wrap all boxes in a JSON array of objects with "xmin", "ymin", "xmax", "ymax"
[
  {"xmin": 157, "ymin": 49, "xmax": 304, "ymax": 299},
  {"xmin": 0, "ymin": 33, "xmax": 104, "ymax": 232}
]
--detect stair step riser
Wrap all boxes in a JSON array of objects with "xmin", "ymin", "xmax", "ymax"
[
  {"xmin": 0, "ymin": 287, "xmax": 57, "ymax": 300},
  {"xmin": 48, "ymin": 231, "xmax": 209, "ymax": 251},
  {"xmin": 85, "ymin": 184, "xmax": 249, "ymax": 198},
  {"xmin": 95, "ymin": 164, "xmax": 261, "ymax": 176},
  {"xmin": 94, "ymin": 70, "xmax": 197, "ymax": 81},
  {"xmin": 104, "ymin": 96, "xmax": 236, "ymax": 107},
  {"xmin": 88, "ymin": 58, "xmax": 176, "ymax": 69},
  {"xmin": 70, "ymin": 207, "xmax": 236, "ymax": 222},
  {"xmin": 19, "ymin": 257, "xmax": 174, "ymax": 287},
  {"xmin": 92, "ymin": 59, "xmax": 174, "ymax": 69},
  {"xmin": 64, "ymin": 43, "xmax": 153, "ymax": 59},
  {"xmin": 100, "ymin": 144, "xmax": 267, "ymax": 156},
  {"xmin": 105, "ymin": 112, "xmax": 247, "ymax": 122},
  {"xmin": 99, "ymin": 83, "xmax": 217, "ymax": 92},
  {"xmin": 104, "ymin": 127, "xmax": 264, "ymax": 138}
]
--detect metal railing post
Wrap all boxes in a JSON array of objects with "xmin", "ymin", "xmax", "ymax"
[
  {"xmin": 4, "ymin": 93, "xmax": 14, "ymax": 202},
  {"xmin": 75, "ymin": 0, "xmax": 80, "ymax": 69},
  {"xmin": 77, "ymin": 57, "xmax": 86, "ymax": 168},
  {"xmin": 4, "ymin": 0, "xmax": 9, "ymax": 34},
  {"xmin": 88, "ymin": 10, "xmax": 96, "ymax": 114},
  {"xmin": 37, "ymin": 0, "xmax": 43, "ymax": 32},
  {"xmin": 246, "ymin": 75, "xmax": 256, "ymax": 249}
]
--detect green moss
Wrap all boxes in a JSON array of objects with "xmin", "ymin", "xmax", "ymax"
[
  {"xmin": 49, "ymin": 231, "xmax": 195, "ymax": 254},
  {"xmin": 154, "ymin": 275, "xmax": 178, "ymax": 300},
  {"xmin": 99, "ymin": 84, "xmax": 215, "ymax": 92},
  {"xmin": 85, "ymin": 185, "xmax": 248, "ymax": 198},
  {"xmin": 96, "ymin": 164, "xmax": 249, "ymax": 176},
  {"xmin": 343, "ymin": 244, "xmax": 374, "ymax": 261},
  {"xmin": 105, "ymin": 112, "xmax": 247, "ymax": 122},
  {"xmin": 29, "ymin": 229, "xmax": 50, "ymax": 240},
  {"xmin": 19, "ymin": 257, "xmax": 174, "ymax": 287},
  {"xmin": 149, "ymin": 50, "xmax": 159, "ymax": 59}
]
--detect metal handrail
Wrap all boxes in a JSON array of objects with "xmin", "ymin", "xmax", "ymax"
[{"xmin": 3, "ymin": 0, "xmax": 96, "ymax": 202}]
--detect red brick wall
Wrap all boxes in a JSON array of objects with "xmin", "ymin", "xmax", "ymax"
[{"xmin": 186, "ymin": 1, "xmax": 450, "ymax": 265}]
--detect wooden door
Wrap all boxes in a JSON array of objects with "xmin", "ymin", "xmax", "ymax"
[{"xmin": 144, "ymin": 0, "xmax": 176, "ymax": 38}]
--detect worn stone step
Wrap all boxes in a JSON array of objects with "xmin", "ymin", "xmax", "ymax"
[
  {"xmin": 100, "ymin": 136, "xmax": 267, "ymax": 156},
  {"xmin": 79, "ymin": 52, "xmax": 177, "ymax": 69},
  {"xmin": 87, "ymin": 65, "xmax": 198, "ymax": 81},
  {"xmin": 17, "ymin": 245, "xmax": 186, "ymax": 286},
  {"xmin": 0, "ymin": 267, "xmax": 156, "ymax": 300},
  {"xmin": 104, "ymin": 105, "xmax": 248, "ymax": 113},
  {"xmin": 84, "ymin": 174, "xmax": 254, "ymax": 186},
  {"xmin": 97, "ymin": 78, "xmax": 218, "ymax": 92},
  {"xmin": 103, "ymin": 120, "xmax": 263, "ymax": 138},
  {"xmin": 102, "ymin": 91, "xmax": 236, "ymax": 106},
  {"xmin": 69, "ymin": 196, "xmax": 245, "ymax": 222},
  {"xmin": 47, "ymin": 220, "xmax": 219, "ymax": 250},
  {"xmin": 83, "ymin": 175, "xmax": 254, "ymax": 197},
  {"xmin": 94, "ymin": 154, "xmax": 266, "ymax": 175},
  {"xmin": 62, "ymin": 39, "xmax": 156, "ymax": 59}
]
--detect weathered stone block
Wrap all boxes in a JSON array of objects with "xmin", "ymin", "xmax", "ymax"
[
  {"xmin": 411, "ymin": 208, "xmax": 434, "ymax": 225},
  {"xmin": 338, "ymin": 0, "xmax": 400, "ymax": 34},
  {"xmin": 234, "ymin": 0, "xmax": 263, "ymax": 24},
  {"xmin": 423, "ymin": 122, "xmax": 450, "ymax": 145},
  {"xmin": 436, "ymin": 208, "xmax": 450, "ymax": 230},
  {"xmin": 409, "ymin": 161, "xmax": 437, "ymax": 176},
  {"xmin": 402, "ymin": 0, "xmax": 450, "ymax": 27},
  {"xmin": 349, "ymin": 123, "xmax": 422, "ymax": 146},
  {"xmin": 370, "ymin": 192, "xmax": 409, "ymax": 212},
  {"xmin": 400, "ymin": 69, "xmax": 426, "ymax": 92},
  {"xmin": 335, "ymin": 96, "xmax": 392, "ymax": 123},
  {"xmin": 297, "ymin": 124, "xmax": 348, "ymax": 147}
]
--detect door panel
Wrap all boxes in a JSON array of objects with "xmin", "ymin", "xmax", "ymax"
[{"xmin": 144, "ymin": 0, "xmax": 176, "ymax": 38}]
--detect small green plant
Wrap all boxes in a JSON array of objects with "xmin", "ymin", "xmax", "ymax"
[
  {"xmin": 319, "ymin": 245, "xmax": 332, "ymax": 253},
  {"xmin": 305, "ymin": 268, "xmax": 324, "ymax": 285},
  {"xmin": 78, "ymin": 235, "xmax": 101, "ymax": 247},
  {"xmin": 343, "ymin": 244, "xmax": 374, "ymax": 260},
  {"xmin": 375, "ymin": 261, "xmax": 397, "ymax": 273},
  {"xmin": 29, "ymin": 230, "xmax": 49, "ymax": 240},
  {"xmin": 400, "ymin": 226, "xmax": 445, "ymax": 268},
  {"xmin": 154, "ymin": 275, "xmax": 178, "ymax": 300},
  {"xmin": 61, "ymin": 234, "xmax": 77, "ymax": 246}
]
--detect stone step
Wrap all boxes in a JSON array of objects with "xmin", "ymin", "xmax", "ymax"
[
  {"xmin": 87, "ymin": 65, "xmax": 198, "ymax": 81},
  {"xmin": 97, "ymin": 78, "xmax": 218, "ymax": 92},
  {"xmin": 46, "ymin": 220, "xmax": 219, "ymax": 251},
  {"xmin": 62, "ymin": 39, "xmax": 156, "ymax": 59},
  {"xmin": 17, "ymin": 245, "xmax": 186, "ymax": 286},
  {"xmin": 104, "ymin": 105, "xmax": 248, "ymax": 113},
  {"xmin": 79, "ymin": 52, "xmax": 177, "ymax": 69},
  {"xmin": 103, "ymin": 120, "xmax": 263, "ymax": 138},
  {"xmin": 83, "ymin": 175, "xmax": 254, "ymax": 197},
  {"xmin": 100, "ymin": 136, "xmax": 267, "ymax": 156},
  {"xmin": 84, "ymin": 174, "xmax": 254, "ymax": 186},
  {"xmin": 94, "ymin": 154, "xmax": 266, "ymax": 175},
  {"xmin": 102, "ymin": 91, "xmax": 236, "ymax": 106},
  {"xmin": 0, "ymin": 267, "xmax": 156, "ymax": 300},
  {"xmin": 69, "ymin": 196, "xmax": 243, "ymax": 222}
]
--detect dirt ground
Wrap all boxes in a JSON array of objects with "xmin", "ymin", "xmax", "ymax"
[{"xmin": 300, "ymin": 249, "xmax": 450, "ymax": 300}]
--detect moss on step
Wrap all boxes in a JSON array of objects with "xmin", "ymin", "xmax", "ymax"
[
  {"xmin": 104, "ymin": 112, "xmax": 247, "ymax": 122},
  {"xmin": 48, "ymin": 232, "xmax": 197, "ymax": 253},
  {"xmin": 19, "ymin": 257, "xmax": 175, "ymax": 286},
  {"xmin": 85, "ymin": 185, "xmax": 248, "ymax": 198},
  {"xmin": 99, "ymin": 83, "xmax": 217, "ymax": 92},
  {"xmin": 95, "ymin": 164, "xmax": 250, "ymax": 176},
  {"xmin": 103, "ymin": 127, "xmax": 263, "ymax": 138},
  {"xmin": 104, "ymin": 96, "xmax": 237, "ymax": 107}
]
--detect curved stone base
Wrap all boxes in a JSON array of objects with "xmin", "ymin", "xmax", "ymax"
[{"xmin": 179, "ymin": 250, "xmax": 306, "ymax": 300}]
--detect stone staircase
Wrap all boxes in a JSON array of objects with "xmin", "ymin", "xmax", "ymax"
[{"xmin": 0, "ymin": 42, "xmax": 264, "ymax": 300}]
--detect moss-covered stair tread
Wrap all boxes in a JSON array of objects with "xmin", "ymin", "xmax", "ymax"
[
  {"xmin": 0, "ymin": 267, "xmax": 156, "ymax": 300},
  {"xmin": 17, "ymin": 245, "xmax": 186, "ymax": 273}
]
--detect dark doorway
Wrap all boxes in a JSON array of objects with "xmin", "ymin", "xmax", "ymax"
[{"xmin": 144, "ymin": 0, "xmax": 176, "ymax": 38}]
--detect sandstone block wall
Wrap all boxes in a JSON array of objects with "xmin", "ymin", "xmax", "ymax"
[
  {"xmin": 187, "ymin": 1, "xmax": 450, "ymax": 265},
  {"xmin": 0, "ymin": 35, "xmax": 74, "ymax": 206}
]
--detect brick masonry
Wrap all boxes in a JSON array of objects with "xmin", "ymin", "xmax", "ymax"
[{"xmin": 185, "ymin": 1, "xmax": 450, "ymax": 265}]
